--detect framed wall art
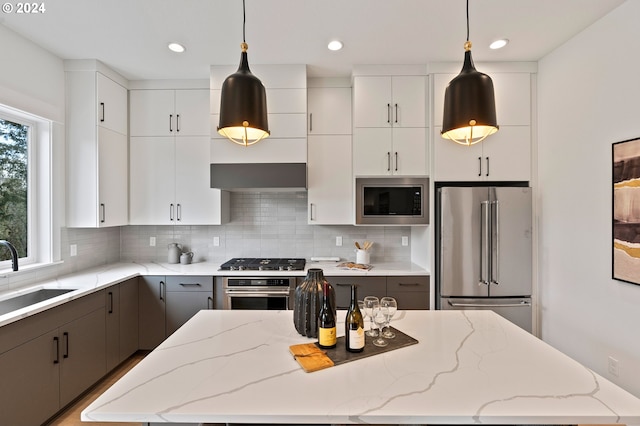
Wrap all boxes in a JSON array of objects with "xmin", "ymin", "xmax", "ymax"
[{"xmin": 612, "ymin": 137, "xmax": 640, "ymax": 285}]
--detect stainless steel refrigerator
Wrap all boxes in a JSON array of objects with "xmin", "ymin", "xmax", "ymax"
[{"xmin": 436, "ymin": 186, "xmax": 533, "ymax": 332}]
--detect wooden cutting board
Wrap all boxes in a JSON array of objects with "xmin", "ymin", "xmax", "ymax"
[{"xmin": 289, "ymin": 343, "xmax": 335, "ymax": 372}]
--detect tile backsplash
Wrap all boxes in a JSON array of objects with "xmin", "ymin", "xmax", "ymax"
[
  {"xmin": 120, "ymin": 192, "xmax": 412, "ymax": 264},
  {"xmin": 1, "ymin": 192, "xmax": 413, "ymax": 291}
]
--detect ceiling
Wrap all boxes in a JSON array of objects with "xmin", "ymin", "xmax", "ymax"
[{"xmin": 0, "ymin": 0, "xmax": 625, "ymax": 81}]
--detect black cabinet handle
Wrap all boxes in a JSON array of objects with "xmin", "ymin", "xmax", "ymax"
[
  {"xmin": 395, "ymin": 103, "xmax": 398, "ymax": 123},
  {"xmin": 100, "ymin": 203, "xmax": 105, "ymax": 223},
  {"xmin": 207, "ymin": 296, "xmax": 213, "ymax": 310},
  {"xmin": 478, "ymin": 156, "xmax": 482, "ymax": 177},
  {"xmin": 170, "ymin": 204, "xmax": 174, "ymax": 221},
  {"xmin": 53, "ymin": 336, "xmax": 59, "ymax": 364},
  {"xmin": 179, "ymin": 282, "xmax": 201, "ymax": 287},
  {"xmin": 177, "ymin": 204, "xmax": 181, "ymax": 221},
  {"xmin": 309, "ymin": 113, "xmax": 313, "ymax": 132},
  {"xmin": 485, "ymin": 156, "xmax": 490, "ymax": 177},
  {"xmin": 100, "ymin": 102, "xmax": 105, "ymax": 122},
  {"xmin": 395, "ymin": 152, "xmax": 398, "ymax": 171},
  {"xmin": 159, "ymin": 281, "xmax": 165, "ymax": 301},
  {"xmin": 108, "ymin": 291, "xmax": 114, "ymax": 314},
  {"xmin": 63, "ymin": 332, "xmax": 69, "ymax": 359},
  {"xmin": 387, "ymin": 103, "xmax": 391, "ymax": 124},
  {"xmin": 169, "ymin": 114, "xmax": 173, "ymax": 132},
  {"xmin": 176, "ymin": 114, "xmax": 180, "ymax": 132},
  {"xmin": 387, "ymin": 152, "xmax": 391, "ymax": 171},
  {"xmin": 398, "ymin": 282, "xmax": 420, "ymax": 286}
]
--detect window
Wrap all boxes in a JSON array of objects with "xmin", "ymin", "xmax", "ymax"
[{"xmin": 0, "ymin": 103, "xmax": 50, "ymax": 270}]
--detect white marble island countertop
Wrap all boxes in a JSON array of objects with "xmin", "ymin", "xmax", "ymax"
[{"xmin": 82, "ymin": 310, "xmax": 640, "ymax": 424}]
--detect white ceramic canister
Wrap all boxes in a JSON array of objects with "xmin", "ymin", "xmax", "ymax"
[
  {"xmin": 355, "ymin": 249, "xmax": 370, "ymax": 265},
  {"xmin": 168, "ymin": 243, "xmax": 182, "ymax": 264}
]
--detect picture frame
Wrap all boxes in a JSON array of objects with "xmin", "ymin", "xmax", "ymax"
[{"xmin": 612, "ymin": 137, "xmax": 640, "ymax": 285}]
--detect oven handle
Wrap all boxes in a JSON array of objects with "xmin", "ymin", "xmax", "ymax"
[{"xmin": 225, "ymin": 291, "xmax": 291, "ymax": 297}]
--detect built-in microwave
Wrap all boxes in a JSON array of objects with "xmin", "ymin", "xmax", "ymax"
[{"xmin": 356, "ymin": 177, "xmax": 429, "ymax": 225}]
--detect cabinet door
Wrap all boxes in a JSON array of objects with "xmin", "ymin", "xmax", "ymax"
[
  {"xmin": 0, "ymin": 329, "xmax": 60, "ymax": 426},
  {"xmin": 166, "ymin": 291, "xmax": 213, "ymax": 336},
  {"xmin": 307, "ymin": 135, "xmax": 353, "ymax": 224},
  {"xmin": 175, "ymin": 136, "xmax": 220, "ymax": 225},
  {"xmin": 174, "ymin": 89, "xmax": 211, "ymax": 136},
  {"xmin": 386, "ymin": 276, "xmax": 430, "ymax": 310},
  {"xmin": 59, "ymin": 307, "xmax": 107, "ymax": 407},
  {"xmin": 481, "ymin": 126, "xmax": 531, "ymax": 181},
  {"xmin": 353, "ymin": 76, "xmax": 392, "ymax": 128},
  {"xmin": 129, "ymin": 137, "xmax": 176, "ymax": 225},
  {"xmin": 327, "ymin": 276, "xmax": 386, "ymax": 309},
  {"xmin": 97, "ymin": 72, "xmax": 127, "ymax": 135},
  {"xmin": 392, "ymin": 127, "xmax": 427, "ymax": 176},
  {"xmin": 98, "ymin": 127, "xmax": 128, "ymax": 227},
  {"xmin": 119, "ymin": 278, "xmax": 139, "ymax": 361},
  {"xmin": 392, "ymin": 76, "xmax": 426, "ymax": 128},
  {"xmin": 105, "ymin": 285, "xmax": 120, "ymax": 371},
  {"xmin": 353, "ymin": 127, "xmax": 393, "ymax": 176},
  {"xmin": 307, "ymin": 87, "xmax": 352, "ymax": 135},
  {"xmin": 138, "ymin": 276, "xmax": 166, "ymax": 350},
  {"xmin": 432, "ymin": 126, "xmax": 484, "ymax": 181},
  {"xmin": 130, "ymin": 89, "xmax": 175, "ymax": 136}
]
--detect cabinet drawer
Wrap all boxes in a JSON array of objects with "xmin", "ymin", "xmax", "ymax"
[
  {"xmin": 165, "ymin": 276, "xmax": 213, "ymax": 292},
  {"xmin": 327, "ymin": 276, "xmax": 386, "ymax": 309},
  {"xmin": 387, "ymin": 276, "xmax": 429, "ymax": 292}
]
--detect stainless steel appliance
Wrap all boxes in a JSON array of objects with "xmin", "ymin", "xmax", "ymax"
[
  {"xmin": 220, "ymin": 258, "xmax": 305, "ymax": 310},
  {"xmin": 356, "ymin": 177, "xmax": 429, "ymax": 225},
  {"xmin": 436, "ymin": 185, "xmax": 533, "ymax": 332}
]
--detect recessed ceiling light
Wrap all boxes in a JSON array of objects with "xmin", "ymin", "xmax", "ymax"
[
  {"xmin": 489, "ymin": 39, "xmax": 509, "ymax": 50},
  {"xmin": 168, "ymin": 42, "xmax": 186, "ymax": 53},
  {"xmin": 327, "ymin": 40, "xmax": 343, "ymax": 51}
]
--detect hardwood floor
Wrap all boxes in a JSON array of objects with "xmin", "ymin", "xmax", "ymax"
[{"xmin": 46, "ymin": 352, "xmax": 147, "ymax": 426}]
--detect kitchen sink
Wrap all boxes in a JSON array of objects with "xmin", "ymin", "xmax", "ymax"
[{"xmin": 0, "ymin": 288, "xmax": 75, "ymax": 316}]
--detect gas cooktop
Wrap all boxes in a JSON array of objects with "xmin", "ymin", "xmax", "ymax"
[{"xmin": 219, "ymin": 258, "xmax": 306, "ymax": 271}]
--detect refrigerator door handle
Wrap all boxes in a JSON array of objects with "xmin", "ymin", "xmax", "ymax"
[
  {"xmin": 480, "ymin": 200, "xmax": 490, "ymax": 287},
  {"xmin": 491, "ymin": 200, "xmax": 500, "ymax": 286},
  {"xmin": 448, "ymin": 300, "xmax": 531, "ymax": 308}
]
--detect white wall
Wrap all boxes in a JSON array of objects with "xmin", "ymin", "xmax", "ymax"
[{"xmin": 538, "ymin": 0, "xmax": 640, "ymax": 397}]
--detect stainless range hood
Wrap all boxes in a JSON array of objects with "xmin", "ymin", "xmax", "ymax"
[{"xmin": 210, "ymin": 163, "xmax": 307, "ymax": 191}]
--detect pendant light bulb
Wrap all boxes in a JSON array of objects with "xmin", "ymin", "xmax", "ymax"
[
  {"xmin": 217, "ymin": 0, "xmax": 270, "ymax": 147},
  {"xmin": 441, "ymin": 0, "xmax": 498, "ymax": 146}
]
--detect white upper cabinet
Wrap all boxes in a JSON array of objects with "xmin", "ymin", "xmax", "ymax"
[
  {"xmin": 307, "ymin": 87, "xmax": 352, "ymax": 135},
  {"xmin": 130, "ymin": 89, "xmax": 210, "ymax": 137},
  {"xmin": 352, "ymin": 71, "xmax": 428, "ymax": 176},
  {"xmin": 65, "ymin": 60, "xmax": 129, "ymax": 228},
  {"xmin": 210, "ymin": 64, "xmax": 307, "ymax": 163},
  {"xmin": 432, "ymin": 71, "xmax": 532, "ymax": 182},
  {"xmin": 354, "ymin": 76, "xmax": 426, "ymax": 128}
]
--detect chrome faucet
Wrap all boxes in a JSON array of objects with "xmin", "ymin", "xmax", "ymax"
[{"xmin": 0, "ymin": 240, "xmax": 18, "ymax": 271}]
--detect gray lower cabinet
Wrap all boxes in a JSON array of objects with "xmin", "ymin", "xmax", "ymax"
[
  {"xmin": 312, "ymin": 275, "xmax": 430, "ymax": 310},
  {"xmin": 386, "ymin": 276, "xmax": 430, "ymax": 310},
  {"xmin": 139, "ymin": 275, "xmax": 214, "ymax": 350},
  {"xmin": 106, "ymin": 278, "xmax": 139, "ymax": 371},
  {"xmin": 327, "ymin": 276, "xmax": 387, "ymax": 309},
  {"xmin": 0, "ymin": 290, "xmax": 106, "ymax": 426}
]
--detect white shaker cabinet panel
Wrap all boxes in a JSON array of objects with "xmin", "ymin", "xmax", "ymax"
[
  {"xmin": 211, "ymin": 137, "xmax": 307, "ymax": 164},
  {"xmin": 390, "ymin": 76, "xmax": 427, "ymax": 128},
  {"xmin": 307, "ymin": 135, "xmax": 353, "ymax": 224},
  {"xmin": 353, "ymin": 127, "xmax": 393, "ymax": 175},
  {"xmin": 97, "ymin": 72, "xmax": 127, "ymax": 135},
  {"xmin": 354, "ymin": 76, "xmax": 426, "ymax": 128},
  {"xmin": 175, "ymin": 136, "xmax": 229, "ymax": 225},
  {"xmin": 129, "ymin": 90, "xmax": 175, "ymax": 137},
  {"xmin": 307, "ymin": 87, "xmax": 352, "ymax": 135},
  {"xmin": 129, "ymin": 137, "xmax": 176, "ymax": 225},
  {"xmin": 174, "ymin": 89, "xmax": 211, "ymax": 136},
  {"xmin": 98, "ymin": 127, "xmax": 128, "ymax": 227},
  {"xmin": 353, "ymin": 76, "xmax": 392, "ymax": 128},
  {"xmin": 391, "ymin": 127, "xmax": 428, "ymax": 176}
]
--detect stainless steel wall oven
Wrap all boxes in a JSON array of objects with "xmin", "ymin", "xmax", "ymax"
[{"xmin": 223, "ymin": 277, "xmax": 294, "ymax": 310}]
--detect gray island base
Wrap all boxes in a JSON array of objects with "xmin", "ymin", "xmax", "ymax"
[{"xmin": 82, "ymin": 310, "xmax": 640, "ymax": 425}]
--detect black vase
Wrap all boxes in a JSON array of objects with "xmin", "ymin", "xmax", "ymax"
[{"xmin": 293, "ymin": 268, "xmax": 335, "ymax": 338}]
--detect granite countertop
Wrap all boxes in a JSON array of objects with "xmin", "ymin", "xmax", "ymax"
[
  {"xmin": 0, "ymin": 260, "xmax": 429, "ymax": 327},
  {"xmin": 81, "ymin": 309, "xmax": 640, "ymax": 424}
]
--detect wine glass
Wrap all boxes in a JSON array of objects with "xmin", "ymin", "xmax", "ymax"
[
  {"xmin": 363, "ymin": 296, "xmax": 379, "ymax": 337},
  {"xmin": 358, "ymin": 300, "xmax": 367, "ymax": 325},
  {"xmin": 371, "ymin": 306, "xmax": 388, "ymax": 347},
  {"xmin": 380, "ymin": 297, "xmax": 397, "ymax": 338}
]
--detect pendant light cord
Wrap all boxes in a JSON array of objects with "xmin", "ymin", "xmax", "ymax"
[
  {"xmin": 242, "ymin": 0, "xmax": 246, "ymax": 43},
  {"xmin": 466, "ymin": 0, "xmax": 469, "ymax": 42}
]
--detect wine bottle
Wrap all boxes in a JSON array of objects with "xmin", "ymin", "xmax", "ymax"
[
  {"xmin": 345, "ymin": 284, "xmax": 365, "ymax": 352},
  {"xmin": 318, "ymin": 281, "xmax": 337, "ymax": 348}
]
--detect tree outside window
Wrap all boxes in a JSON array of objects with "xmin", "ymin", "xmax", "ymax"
[{"xmin": 0, "ymin": 118, "xmax": 28, "ymax": 261}]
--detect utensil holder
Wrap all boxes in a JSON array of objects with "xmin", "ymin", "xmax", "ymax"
[{"xmin": 356, "ymin": 249, "xmax": 370, "ymax": 264}]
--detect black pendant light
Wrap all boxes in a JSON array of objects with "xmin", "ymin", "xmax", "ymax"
[
  {"xmin": 441, "ymin": 0, "xmax": 498, "ymax": 146},
  {"xmin": 217, "ymin": 0, "xmax": 270, "ymax": 147}
]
